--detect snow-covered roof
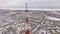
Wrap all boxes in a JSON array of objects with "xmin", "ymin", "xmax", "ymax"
[{"xmin": 46, "ymin": 16, "xmax": 60, "ymax": 21}]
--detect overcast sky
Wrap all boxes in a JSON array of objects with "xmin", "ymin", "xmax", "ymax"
[
  {"xmin": 0, "ymin": 0, "xmax": 25, "ymax": 9},
  {"xmin": 0, "ymin": 0, "xmax": 60, "ymax": 9}
]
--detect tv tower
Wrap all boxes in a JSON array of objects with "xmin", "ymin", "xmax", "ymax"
[{"xmin": 25, "ymin": 0, "xmax": 30, "ymax": 34}]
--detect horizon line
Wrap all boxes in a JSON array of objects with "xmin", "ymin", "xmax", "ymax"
[{"xmin": 0, "ymin": 8, "xmax": 60, "ymax": 11}]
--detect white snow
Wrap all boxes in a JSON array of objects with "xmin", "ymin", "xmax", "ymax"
[{"xmin": 46, "ymin": 16, "xmax": 60, "ymax": 21}]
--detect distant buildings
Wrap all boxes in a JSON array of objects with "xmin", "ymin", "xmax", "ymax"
[{"xmin": 0, "ymin": 10, "xmax": 60, "ymax": 34}]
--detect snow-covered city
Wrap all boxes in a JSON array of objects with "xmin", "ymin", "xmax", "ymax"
[
  {"xmin": 0, "ymin": 0, "xmax": 60, "ymax": 34},
  {"xmin": 0, "ymin": 10, "xmax": 60, "ymax": 34}
]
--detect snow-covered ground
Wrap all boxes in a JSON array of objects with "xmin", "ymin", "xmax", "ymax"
[{"xmin": 0, "ymin": 10, "xmax": 60, "ymax": 34}]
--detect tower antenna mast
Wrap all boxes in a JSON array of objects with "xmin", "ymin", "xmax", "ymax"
[
  {"xmin": 25, "ymin": 0, "xmax": 30, "ymax": 34},
  {"xmin": 25, "ymin": 0, "xmax": 28, "ymax": 11}
]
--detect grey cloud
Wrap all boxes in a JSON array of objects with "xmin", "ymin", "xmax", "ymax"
[
  {"xmin": 0, "ymin": 0, "xmax": 60, "ymax": 9},
  {"xmin": 28, "ymin": 0, "xmax": 60, "ymax": 9},
  {"xmin": 0, "ymin": 0, "xmax": 25, "ymax": 8}
]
